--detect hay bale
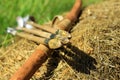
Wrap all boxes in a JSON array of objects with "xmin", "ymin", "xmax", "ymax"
[{"xmin": 0, "ymin": 0, "xmax": 120, "ymax": 79}]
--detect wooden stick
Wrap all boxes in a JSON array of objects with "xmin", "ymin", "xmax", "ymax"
[
  {"xmin": 16, "ymin": 27, "xmax": 51, "ymax": 39},
  {"xmin": 16, "ymin": 28, "xmax": 70, "ymax": 49},
  {"xmin": 16, "ymin": 32, "xmax": 46, "ymax": 44},
  {"xmin": 27, "ymin": 22, "xmax": 57, "ymax": 33},
  {"xmin": 10, "ymin": 0, "xmax": 82, "ymax": 80},
  {"xmin": 7, "ymin": 26, "xmax": 70, "ymax": 49},
  {"xmin": 16, "ymin": 31, "xmax": 63, "ymax": 49}
]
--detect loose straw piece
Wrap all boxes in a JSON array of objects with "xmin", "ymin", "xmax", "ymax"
[{"xmin": 27, "ymin": 21, "xmax": 57, "ymax": 33}]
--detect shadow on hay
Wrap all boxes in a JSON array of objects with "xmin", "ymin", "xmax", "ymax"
[
  {"xmin": 61, "ymin": 43, "xmax": 97, "ymax": 74},
  {"xmin": 38, "ymin": 52, "xmax": 61, "ymax": 80},
  {"xmin": 39, "ymin": 43, "xmax": 97, "ymax": 79}
]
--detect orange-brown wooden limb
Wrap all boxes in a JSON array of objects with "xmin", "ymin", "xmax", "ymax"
[
  {"xmin": 10, "ymin": 45, "xmax": 50, "ymax": 80},
  {"xmin": 10, "ymin": 0, "xmax": 82, "ymax": 80},
  {"xmin": 55, "ymin": 0, "xmax": 82, "ymax": 30},
  {"xmin": 66, "ymin": 0, "xmax": 82, "ymax": 22}
]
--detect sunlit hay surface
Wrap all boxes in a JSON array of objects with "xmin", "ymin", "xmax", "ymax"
[
  {"xmin": 0, "ymin": 39, "xmax": 38, "ymax": 80},
  {"xmin": 0, "ymin": 0, "xmax": 120, "ymax": 80}
]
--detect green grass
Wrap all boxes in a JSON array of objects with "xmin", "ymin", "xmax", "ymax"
[{"xmin": 0, "ymin": 0, "xmax": 102, "ymax": 46}]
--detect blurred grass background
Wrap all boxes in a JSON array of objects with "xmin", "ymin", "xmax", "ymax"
[{"xmin": 0, "ymin": 0, "xmax": 102, "ymax": 47}]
